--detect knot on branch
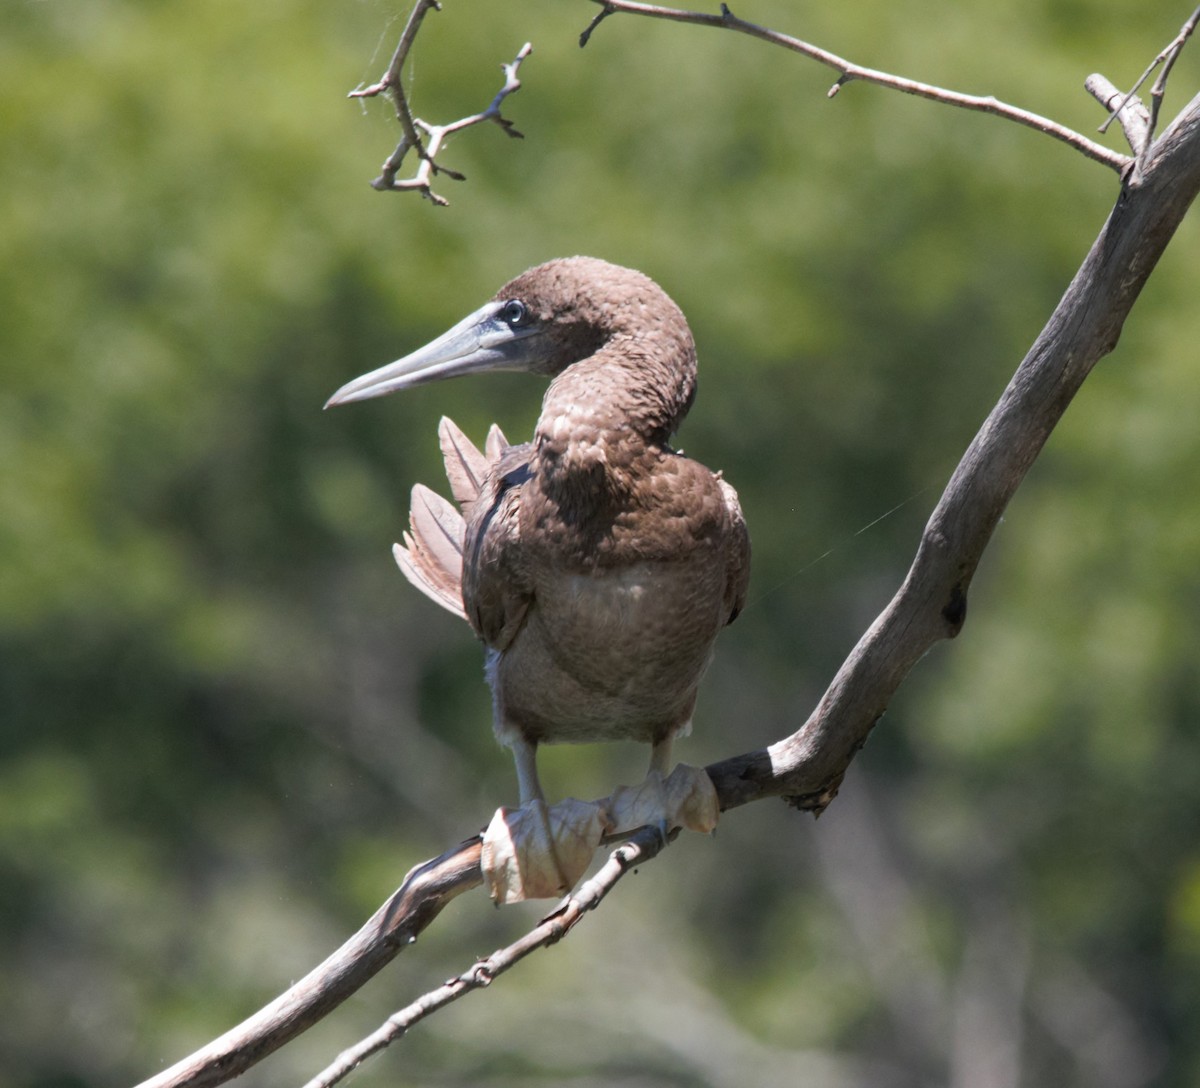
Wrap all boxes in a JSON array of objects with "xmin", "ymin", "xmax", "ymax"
[{"xmin": 941, "ymin": 582, "xmax": 968, "ymax": 634}]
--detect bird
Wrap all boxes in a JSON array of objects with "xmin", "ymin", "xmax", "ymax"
[{"xmin": 326, "ymin": 257, "xmax": 749, "ymax": 891}]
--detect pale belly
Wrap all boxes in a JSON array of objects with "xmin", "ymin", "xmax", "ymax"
[{"xmin": 489, "ymin": 560, "xmax": 728, "ymax": 747}]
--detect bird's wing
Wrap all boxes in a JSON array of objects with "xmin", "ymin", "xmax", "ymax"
[
  {"xmin": 462, "ymin": 444, "xmax": 535, "ymax": 651},
  {"xmin": 719, "ymin": 476, "xmax": 751, "ymax": 625}
]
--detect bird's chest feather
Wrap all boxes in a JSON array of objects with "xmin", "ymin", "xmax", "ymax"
[
  {"xmin": 496, "ymin": 559, "xmax": 726, "ymax": 744},
  {"xmin": 520, "ymin": 478, "xmax": 731, "ymax": 697},
  {"xmin": 521, "ymin": 448, "xmax": 726, "ymax": 567},
  {"xmin": 539, "ymin": 562, "xmax": 714, "ymax": 644}
]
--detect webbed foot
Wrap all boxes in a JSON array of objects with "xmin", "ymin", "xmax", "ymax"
[
  {"xmin": 606, "ymin": 763, "xmax": 720, "ymax": 838},
  {"xmin": 481, "ymin": 797, "xmax": 608, "ymax": 904}
]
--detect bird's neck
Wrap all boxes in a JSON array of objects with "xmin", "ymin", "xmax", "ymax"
[{"xmin": 534, "ymin": 329, "xmax": 697, "ymax": 484}]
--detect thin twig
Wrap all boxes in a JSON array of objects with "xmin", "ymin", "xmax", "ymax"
[
  {"xmin": 581, "ymin": 0, "xmax": 1131, "ymax": 173},
  {"xmin": 1100, "ymin": 4, "xmax": 1200, "ymax": 146},
  {"xmin": 1146, "ymin": 6, "xmax": 1200, "ymax": 149},
  {"xmin": 580, "ymin": 3, "xmax": 615, "ymax": 46},
  {"xmin": 1097, "ymin": 55, "xmax": 1162, "ymax": 138},
  {"xmin": 371, "ymin": 42, "xmax": 530, "ymax": 205},
  {"xmin": 374, "ymin": 41, "xmax": 532, "ymax": 204},
  {"xmin": 304, "ymin": 826, "xmax": 664, "ymax": 1088},
  {"xmin": 349, "ymin": 0, "xmax": 440, "ymax": 167}
]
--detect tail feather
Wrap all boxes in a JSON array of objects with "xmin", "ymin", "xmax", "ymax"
[
  {"xmin": 394, "ymin": 417, "xmax": 506, "ymax": 622},
  {"xmin": 485, "ymin": 423, "xmax": 509, "ymax": 461},
  {"xmin": 437, "ymin": 416, "xmax": 490, "ymax": 506},
  {"xmin": 394, "ymin": 539, "xmax": 465, "ymax": 619},
  {"xmin": 392, "ymin": 484, "xmax": 468, "ymax": 619}
]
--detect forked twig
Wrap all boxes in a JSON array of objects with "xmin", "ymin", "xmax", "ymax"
[
  {"xmin": 350, "ymin": 0, "xmax": 532, "ymax": 204},
  {"xmin": 1099, "ymin": 3, "xmax": 1200, "ymax": 152},
  {"xmin": 375, "ymin": 43, "xmax": 532, "ymax": 205}
]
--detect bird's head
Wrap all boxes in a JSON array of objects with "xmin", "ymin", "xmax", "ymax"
[{"xmin": 324, "ymin": 257, "xmax": 693, "ymax": 411}]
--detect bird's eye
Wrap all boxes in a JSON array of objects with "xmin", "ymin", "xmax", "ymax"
[{"xmin": 500, "ymin": 299, "xmax": 528, "ymax": 327}]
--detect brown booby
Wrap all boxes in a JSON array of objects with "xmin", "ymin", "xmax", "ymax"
[{"xmin": 327, "ymin": 257, "xmax": 750, "ymax": 897}]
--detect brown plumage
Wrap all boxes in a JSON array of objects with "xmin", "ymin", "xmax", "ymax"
[{"xmin": 327, "ymin": 257, "xmax": 750, "ymax": 806}]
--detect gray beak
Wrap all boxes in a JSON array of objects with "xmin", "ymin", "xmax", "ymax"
[{"xmin": 325, "ymin": 301, "xmax": 545, "ymax": 408}]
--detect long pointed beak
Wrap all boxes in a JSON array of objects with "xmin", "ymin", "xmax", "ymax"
[{"xmin": 325, "ymin": 301, "xmax": 545, "ymax": 408}]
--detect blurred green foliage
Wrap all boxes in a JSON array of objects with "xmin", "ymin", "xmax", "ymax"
[{"xmin": 3, "ymin": 1, "xmax": 1199, "ymax": 1085}]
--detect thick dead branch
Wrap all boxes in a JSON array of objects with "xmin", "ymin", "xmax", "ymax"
[
  {"xmin": 350, "ymin": 0, "xmax": 531, "ymax": 204},
  {"xmin": 582, "ymin": 0, "xmax": 1132, "ymax": 173},
  {"xmin": 135, "ymin": 838, "xmax": 485, "ymax": 1088},
  {"xmin": 706, "ymin": 90, "xmax": 1200, "ymax": 814}
]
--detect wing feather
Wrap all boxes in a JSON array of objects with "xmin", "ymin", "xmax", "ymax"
[
  {"xmin": 718, "ymin": 476, "xmax": 751, "ymax": 624},
  {"xmin": 462, "ymin": 450, "xmax": 534, "ymax": 651}
]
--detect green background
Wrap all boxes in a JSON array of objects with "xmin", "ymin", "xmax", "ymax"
[{"xmin": 4, "ymin": 1, "xmax": 1200, "ymax": 1085}]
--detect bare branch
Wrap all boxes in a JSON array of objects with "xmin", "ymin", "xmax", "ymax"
[
  {"xmin": 138, "ymin": 825, "xmax": 669, "ymax": 1088},
  {"xmin": 350, "ymin": 1, "xmax": 532, "ymax": 204},
  {"xmin": 134, "ymin": 837, "xmax": 485, "ymax": 1088},
  {"xmin": 136, "ymin": 88, "xmax": 1200, "ymax": 1081},
  {"xmin": 581, "ymin": 0, "xmax": 1132, "ymax": 173},
  {"xmin": 304, "ymin": 827, "xmax": 664, "ymax": 1088}
]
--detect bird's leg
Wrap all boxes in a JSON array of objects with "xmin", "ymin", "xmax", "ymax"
[
  {"xmin": 645, "ymin": 735, "xmax": 675, "ymax": 846},
  {"xmin": 647, "ymin": 735, "xmax": 674, "ymax": 779},
  {"xmin": 481, "ymin": 732, "xmax": 607, "ymax": 904},
  {"xmin": 510, "ymin": 734, "xmax": 544, "ymax": 805}
]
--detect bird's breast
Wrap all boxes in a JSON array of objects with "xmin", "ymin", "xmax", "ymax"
[{"xmin": 491, "ymin": 556, "xmax": 728, "ymax": 747}]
